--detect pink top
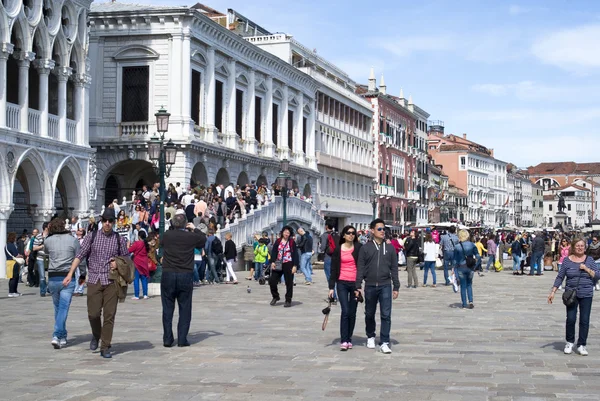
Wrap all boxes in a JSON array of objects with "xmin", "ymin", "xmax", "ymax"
[
  {"xmin": 559, "ymin": 246, "xmax": 570, "ymax": 264},
  {"xmin": 339, "ymin": 247, "xmax": 356, "ymax": 282}
]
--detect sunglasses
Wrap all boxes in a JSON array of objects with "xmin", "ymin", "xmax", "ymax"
[
  {"xmin": 345, "ymin": 231, "xmax": 356, "ymax": 236},
  {"xmin": 102, "ymin": 219, "xmax": 115, "ymax": 224},
  {"xmin": 376, "ymin": 227, "xmax": 385, "ymax": 231}
]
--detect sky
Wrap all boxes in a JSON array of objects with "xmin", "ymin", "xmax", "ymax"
[{"xmin": 134, "ymin": 0, "xmax": 600, "ymax": 167}]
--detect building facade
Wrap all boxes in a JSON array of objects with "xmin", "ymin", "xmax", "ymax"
[
  {"xmin": 0, "ymin": 0, "xmax": 94, "ymax": 277},
  {"xmin": 543, "ymin": 185, "xmax": 592, "ymax": 230},
  {"xmin": 532, "ymin": 182, "xmax": 543, "ymax": 227},
  {"xmin": 88, "ymin": 3, "xmax": 320, "ymax": 208},
  {"xmin": 427, "ymin": 132, "xmax": 508, "ymax": 227},
  {"xmin": 242, "ymin": 32, "xmax": 376, "ymax": 230}
]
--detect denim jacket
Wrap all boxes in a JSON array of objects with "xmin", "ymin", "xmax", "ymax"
[{"xmin": 453, "ymin": 241, "xmax": 481, "ymax": 268}]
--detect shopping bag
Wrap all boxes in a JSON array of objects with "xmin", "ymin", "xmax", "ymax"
[
  {"xmin": 435, "ymin": 257, "xmax": 443, "ymax": 268},
  {"xmin": 450, "ymin": 273, "xmax": 459, "ymax": 293},
  {"xmin": 398, "ymin": 251, "xmax": 406, "ymax": 266},
  {"xmin": 494, "ymin": 260, "xmax": 503, "ymax": 272},
  {"xmin": 5, "ymin": 260, "xmax": 15, "ymax": 279}
]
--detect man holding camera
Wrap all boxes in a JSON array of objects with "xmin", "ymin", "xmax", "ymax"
[{"xmin": 161, "ymin": 214, "xmax": 206, "ymax": 347}]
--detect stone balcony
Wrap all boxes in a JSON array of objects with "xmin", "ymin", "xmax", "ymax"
[{"xmin": 5, "ymin": 102, "xmax": 78, "ymax": 143}]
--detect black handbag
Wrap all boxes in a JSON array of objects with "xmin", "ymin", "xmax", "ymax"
[
  {"xmin": 563, "ymin": 272, "xmax": 583, "ymax": 307},
  {"xmin": 459, "ymin": 242, "xmax": 476, "ymax": 269}
]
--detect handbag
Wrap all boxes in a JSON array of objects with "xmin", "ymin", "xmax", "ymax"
[
  {"xmin": 5, "ymin": 260, "xmax": 15, "ymax": 279},
  {"xmin": 5, "ymin": 245, "xmax": 25, "ymax": 266},
  {"xmin": 148, "ymin": 259, "xmax": 157, "ymax": 272},
  {"xmin": 273, "ymin": 241, "xmax": 289, "ymax": 271},
  {"xmin": 459, "ymin": 242, "xmax": 476, "ymax": 269},
  {"xmin": 435, "ymin": 257, "xmax": 443, "ymax": 268},
  {"xmin": 562, "ymin": 258, "xmax": 587, "ymax": 307}
]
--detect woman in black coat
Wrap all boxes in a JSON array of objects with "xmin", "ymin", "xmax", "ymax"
[
  {"xmin": 329, "ymin": 225, "xmax": 361, "ymax": 351},
  {"xmin": 269, "ymin": 226, "xmax": 299, "ymax": 307}
]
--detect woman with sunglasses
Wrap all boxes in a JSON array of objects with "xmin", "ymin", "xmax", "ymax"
[{"xmin": 329, "ymin": 225, "xmax": 362, "ymax": 351}]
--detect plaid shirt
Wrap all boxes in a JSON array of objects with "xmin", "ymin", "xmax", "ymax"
[{"xmin": 76, "ymin": 229, "xmax": 129, "ymax": 286}]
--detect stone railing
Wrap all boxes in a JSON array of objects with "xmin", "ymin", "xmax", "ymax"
[
  {"xmin": 28, "ymin": 108, "xmax": 41, "ymax": 135},
  {"xmin": 48, "ymin": 114, "xmax": 59, "ymax": 138},
  {"xmin": 120, "ymin": 122, "xmax": 149, "ymax": 136},
  {"xmin": 218, "ymin": 196, "xmax": 325, "ymax": 252},
  {"xmin": 6, "ymin": 102, "xmax": 19, "ymax": 130},
  {"xmin": 67, "ymin": 119, "xmax": 76, "ymax": 143}
]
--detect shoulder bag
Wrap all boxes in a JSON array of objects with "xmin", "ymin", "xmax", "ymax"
[
  {"xmin": 459, "ymin": 242, "xmax": 476, "ymax": 269},
  {"xmin": 562, "ymin": 257, "xmax": 589, "ymax": 307}
]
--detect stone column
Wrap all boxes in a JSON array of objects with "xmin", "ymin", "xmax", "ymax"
[
  {"xmin": 226, "ymin": 58, "xmax": 236, "ymax": 135},
  {"xmin": 280, "ymin": 85, "xmax": 289, "ymax": 159},
  {"xmin": 33, "ymin": 59, "xmax": 55, "ymax": 138},
  {"xmin": 0, "ymin": 43, "xmax": 14, "ymax": 128},
  {"xmin": 169, "ymin": 33, "xmax": 183, "ymax": 120},
  {"xmin": 17, "ymin": 51, "xmax": 36, "ymax": 133},
  {"xmin": 0, "ymin": 207, "xmax": 13, "ymax": 279},
  {"xmin": 56, "ymin": 66, "xmax": 73, "ymax": 142},
  {"xmin": 73, "ymin": 74, "xmax": 91, "ymax": 145},
  {"xmin": 295, "ymin": 93, "xmax": 304, "ymax": 165},
  {"xmin": 263, "ymin": 75, "xmax": 275, "ymax": 158},
  {"xmin": 245, "ymin": 68, "xmax": 256, "ymax": 153},
  {"xmin": 307, "ymin": 101, "xmax": 317, "ymax": 169},
  {"xmin": 204, "ymin": 47, "xmax": 216, "ymax": 142},
  {"xmin": 83, "ymin": 73, "xmax": 91, "ymax": 146},
  {"xmin": 181, "ymin": 32, "xmax": 192, "ymax": 137}
]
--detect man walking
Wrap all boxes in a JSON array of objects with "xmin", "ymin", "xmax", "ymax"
[
  {"xmin": 530, "ymin": 231, "xmax": 545, "ymax": 276},
  {"xmin": 297, "ymin": 227, "xmax": 313, "ymax": 285},
  {"xmin": 355, "ymin": 218, "xmax": 399, "ymax": 354},
  {"xmin": 63, "ymin": 209, "xmax": 129, "ymax": 358},
  {"xmin": 440, "ymin": 226, "xmax": 459, "ymax": 285},
  {"xmin": 32, "ymin": 222, "xmax": 49, "ymax": 296},
  {"xmin": 161, "ymin": 214, "xmax": 206, "ymax": 347}
]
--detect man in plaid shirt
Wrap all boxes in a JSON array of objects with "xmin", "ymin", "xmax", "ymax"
[{"xmin": 63, "ymin": 209, "xmax": 129, "ymax": 358}]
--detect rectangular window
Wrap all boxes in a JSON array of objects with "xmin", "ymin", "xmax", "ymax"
[
  {"xmin": 235, "ymin": 89, "xmax": 243, "ymax": 136},
  {"xmin": 191, "ymin": 70, "xmax": 201, "ymax": 125},
  {"xmin": 288, "ymin": 110, "xmax": 294, "ymax": 152},
  {"xmin": 254, "ymin": 96, "xmax": 262, "ymax": 142},
  {"xmin": 29, "ymin": 66, "xmax": 39, "ymax": 110},
  {"xmin": 549, "ymin": 217, "xmax": 553, "ymax": 225},
  {"xmin": 122, "ymin": 66, "xmax": 149, "ymax": 122},
  {"xmin": 302, "ymin": 117, "xmax": 307, "ymax": 153},
  {"xmin": 272, "ymin": 103, "xmax": 279, "ymax": 146},
  {"xmin": 460, "ymin": 156, "xmax": 466, "ymax": 170},
  {"xmin": 568, "ymin": 204, "xmax": 571, "ymax": 211},
  {"xmin": 549, "ymin": 204, "xmax": 552, "ymax": 211},
  {"xmin": 215, "ymin": 80, "xmax": 224, "ymax": 132}
]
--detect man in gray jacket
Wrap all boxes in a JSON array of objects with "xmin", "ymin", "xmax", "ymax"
[{"xmin": 355, "ymin": 218, "xmax": 400, "ymax": 354}]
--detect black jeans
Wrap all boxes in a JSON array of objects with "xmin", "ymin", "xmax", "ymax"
[
  {"xmin": 8, "ymin": 263, "xmax": 19, "ymax": 293},
  {"xmin": 364, "ymin": 285, "xmax": 392, "ymax": 344},
  {"xmin": 566, "ymin": 296, "xmax": 593, "ymax": 347},
  {"xmin": 161, "ymin": 271, "xmax": 194, "ymax": 345},
  {"xmin": 269, "ymin": 262, "xmax": 294, "ymax": 302},
  {"xmin": 27, "ymin": 256, "xmax": 38, "ymax": 286},
  {"xmin": 337, "ymin": 281, "xmax": 357, "ymax": 343}
]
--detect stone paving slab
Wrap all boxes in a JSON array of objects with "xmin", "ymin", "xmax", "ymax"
[{"xmin": 1, "ymin": 266, "xmax": 600, "ymax": 400}]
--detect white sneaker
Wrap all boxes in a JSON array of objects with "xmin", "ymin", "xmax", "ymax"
[
  {"xmin": 8, "ymin": 293, "xmax": 21, "ymax": 298},
  {"xmin": 366, "ymin": 337, "xmax": 376, "ymax": 349},
  {"xmin": 51, "ymin": 337, "xmax": 60, "ymax": 349},
  {"xmin": 59, "ymin": 338, "xmax": 67, "ymax": 347},
  {"xmin": 380, "ymin": 343, "xmax": 392, "ymax": 354},
  {"xmin": 143, "ymin": 295, "xmax": 149, "ymax": 299},
  {"xmin": 564, "ymin": 342, "xmax": 574, "ymax": 354},
  {"xmin": 595, "ymin": 284, "xmax": 600, "ymax": 291},
  {"xmin": 577, "ymin": 345, "xmax": 588, "ymax": 356},
  {"xmin": 131, "ymin": 296, "xmax": 139, "ymax": 300}
]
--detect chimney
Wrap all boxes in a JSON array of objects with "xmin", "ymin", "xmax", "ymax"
[
  {"xmin": 368, "ymin": 67, "xmax": 376, "ymax": 91},
  {"xmin": 462, "ymin": 133, "xmax": 467, "ymax": 139},
  {"xmin": 379, "ymin": 74, "xmax": 386, "ymax": 95}
]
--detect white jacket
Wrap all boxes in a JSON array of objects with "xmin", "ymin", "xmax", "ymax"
[{"xmin": 423, "ymin": 241, "xmax": 439, "ymax": 262}]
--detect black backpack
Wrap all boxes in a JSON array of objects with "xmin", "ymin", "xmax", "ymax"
[{"xmin": 211, "ymin": 237, "xmax": 223, "ymax": 255}]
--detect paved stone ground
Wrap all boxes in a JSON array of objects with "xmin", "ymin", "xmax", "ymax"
[{"xmin": 1, "ymin": 263, "xmax": 600, "ymax": 401}]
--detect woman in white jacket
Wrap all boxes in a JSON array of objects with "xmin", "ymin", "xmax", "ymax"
[{"xmin": 423, "ymin": 233, "xmax": 438, "ymax": 287}]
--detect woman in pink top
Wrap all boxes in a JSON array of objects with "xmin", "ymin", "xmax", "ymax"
[
  {"xmin": 128, "ymin": 230, "xmax": 151, "ymax": 300},
  {"xmin": 329, "ymin": 225, "xmax": 362, "ymax": 351}
]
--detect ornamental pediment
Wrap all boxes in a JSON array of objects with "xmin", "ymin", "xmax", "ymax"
[{"xmin": 113, "ymin": 45, "xmax": 160, "ymax": 61}]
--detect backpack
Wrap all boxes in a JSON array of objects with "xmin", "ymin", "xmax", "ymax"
[
  {"xmin": 326, "ymin": 233, "xmax": 337, "ymax": 256},
  {"xmin": 211, "ymin": 237, "xmax": 223, "ymax": 255}
]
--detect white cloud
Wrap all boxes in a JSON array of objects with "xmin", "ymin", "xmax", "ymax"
[
  {"xmin": 532, "ymin": 25, "xmax": 600, "ymax": 73},
  {"xmin": 373, "ymin": 35, "xmax": 457, "ymax": 57}
]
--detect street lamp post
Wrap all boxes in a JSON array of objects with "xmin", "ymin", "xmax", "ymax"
[
  {"xmin": 147, "ymin": 107, "xmax": 177, "ymax": 283},
  {"xmin": 276, "ymin": 159, "xmax": 292, "ymax": 227}
]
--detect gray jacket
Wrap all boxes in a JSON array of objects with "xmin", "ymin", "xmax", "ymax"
[
  {"xmin": 44, "ymin": 232, "xmax": 80, "ymax": 277},
  {"xmin": 356, "ymin": 240, "xmax": 400, "ymax": 291}
]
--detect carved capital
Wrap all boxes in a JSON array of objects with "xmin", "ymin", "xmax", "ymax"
[
  {"xmin": 55, "ymin": 66, "xmax": 73, "ymax": 81},
  {"xmin": 0, "ymin": 205, "xmax": 14, "ymax": 220},
  {"xmin": 33, "ymin": 58, "xmax": 56, "ymax": 75},
  {"xmin": 73, "ymin": 73, "xmax": 92, "ymax": 87},
  {"xmin": 15, "ymin": 51, "xmax": 36, "ymax": 67},
  {"xmin": 0, "ymin": 43, "xmax": 14, "ymax": 59}
]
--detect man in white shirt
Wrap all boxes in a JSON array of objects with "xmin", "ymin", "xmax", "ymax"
[
  {"xmin": 112, "ymin": 200, "xmax": 121, "ymax": 217},
  {"xmin": 224, "ymin": 183, "xmax": 235, "ymax": 200},
  {"xmin": 181, "ymin": 191, "xmax": 195, "ymax": 207},
  {"xmin": 175, "ymin": 182, "xmax": 183, "ymax": 198}
]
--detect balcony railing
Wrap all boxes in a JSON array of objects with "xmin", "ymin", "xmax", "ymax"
[
  {"xmin": 6, "ymin": 102, "xmax": 19, "ymax": 130},
  {"xmin": 67, "ymin": 119, "xmax": 76, "ymax": 143},
  {"xmin": 120, "ymin": 122, "xmax": 149, "ymax": 136},
  {"xmin": 48, "ymin": 114, "xmax": 59, "ymax": 139},
  {"xmin": 28, "ymin": 109, "xmax": 41, "ymax": 135}
]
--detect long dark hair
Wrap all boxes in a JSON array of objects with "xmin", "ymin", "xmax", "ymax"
[
  {"xmin": 339, "ymin": 225, "xmax": 358, "ymax": 245},
  {"xmin": 139, "ymin": 230, "xmax": 150, "ymax": 253}
]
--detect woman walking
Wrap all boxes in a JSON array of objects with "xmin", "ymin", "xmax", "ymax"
[
  {"xmin": 223, "ymin": 232, "xmax": 238, "ymax": 284},
  {"xmin": 128, "ymin": 231, "xmax": 151, "ymax": 300},
  {"xmin": 404, "ymin": 230, "xmax": 420, "ymax": 288},
  {"xmin": 44, "ymin": 218, "xmax": 80, "ymax": 348},
  {"xmin": 329, "ymin": 225, "xmax": 361, "ymax": 351},
  {"xmin": 269, "ymin": 226, "xmax": 299, "ymax": 307},
  {"xmin": 453, "ymin": 230, "xmax": 481, "ymax": 309},
  {"xmin": 511, "ymin": 235, "xmax": 523, "ymax": 275},
  {"xmin": 5, "ymin": 232, "xmax": 23, "ymax": 297},
  {"xmin": 548, "ymin": 238, "xmax": 600, "ymax": 356},
  {"xmin": 422, "ymin": 233, "xmax": 438, "ymax": 287}
]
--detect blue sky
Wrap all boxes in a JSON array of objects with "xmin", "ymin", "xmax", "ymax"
[{"xmin": 137, "ymin": 0, "xmax": 600, "ymax": 167}]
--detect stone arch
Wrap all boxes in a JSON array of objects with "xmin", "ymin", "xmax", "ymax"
[
  {"xmin": 215, "ymin": 168, "xmax": 230, "ymax": 186},
  {"xmin": 32, "ymin": 24, "xmax": 51, "ymax": 60},
  {"xmin": 2, "ymin": 0, "xmax": 23, "ymax": 17},
  {"xmin": 60, "ymin": 0, "xmax": 78, "ymax": 43},
  {"xmin": 24, "ymin": 0, "xmax": 44, "ymax": 25},
  {"xmin": 10, "ymin": 14, "xmax": 31, "ymax": 52},
  {"xmin": 11, "ymin": 148, "xmax": 48, "ymax": 208},
  {"xmin": 100, "ymin": 159, "xmax": 157, "ymax": 207},
  {"xmin": 191, "ymin": 162, "xmax": 209, "ymax": 187},
  {"xmin": 191, "ymin": 49, "xmax": 207, "ymax": 65},
  {"xmin": 113, "ymin": 44, "xmax": 160, "ymax": 61},
  {"xmin": 53, "ymin": 156, "xmax": 86, "ymax": 216},
  {"xmin": 0, "ymin": 152, "xmax": 10, "ymax": 205},
  {"xmin": 303, "ymin": 183, "xmax": 311, "ymax": 197},
  {"xmin": 51, "ymin": 31, "xmax": 69, "ymax": 67},
  {"xmin": 76, "ymin": 8, "xmax": 87, "ymax": 45},
  {"xmin": 237, "ymin": 171, "xmax": 249, "ymax": 186},
  {"xmin": 69, "ymin": 41, "xmax": 83, "ymax": 73},
  {"xmin": 256, "ymin": 174, "xmax": 268, "ymax": 187},
  {"xmin": 0, "ymin": 10, "xmax": 10, "ymax": 43}
]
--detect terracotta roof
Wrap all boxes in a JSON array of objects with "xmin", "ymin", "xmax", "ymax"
[
  {"xmin": 575, "ymin": 163, "xmax": 600, "ymax": 175},
  {"xmin": 543, "ymin": 195, "xmax": 555, "ymax": 201},
  {"xmin": 527, "ymin": 162, "xmax": 600, "ymax": 176}
]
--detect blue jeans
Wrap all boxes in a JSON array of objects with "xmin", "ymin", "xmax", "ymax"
[
  {"xmin": 323, "ymin": 256, "xmax": 336, "ymax": 299},
  {"xmin": 456, "ymin": 266, "xmax": 474, "ymax": 307},
  {"xmin": 513, "ymin": 254, "xmax": 521, "ymax": 271},
  {"xmin": 207, "ymin": 256, "xmax": 219, "ymax": 283},
  {"xmin": 74, "ymin": 267, "xmax": 85, "ymax": 294},
  {"xmin": 337, "ymin": 281, "xmax": 357, "ymax": 343},
  {"xmin": 134, "ymin": 269, "xmax": 148, "ymax": 297},
  {"xmin": 193, "ymin": 260, "xmax": 204, "ymax": 282},
  {"xmin": 254, "ymin": 262, "xmax": 263, "ymax": 280},
  {"xmin": 486, "ymin": 254, "xmax": 495, "ymax": 271},
  {"xmin": 37, "ymin": 259, "xmax": 47, "ymax": 296},
  {"xmin": 566, "ymin": 296, "xmax": 593, "ymax": 346},
  {"xmin": 531, "ymin": 251, "xmax": 543, "ymax": 275},
  {"xmin": 364, "ymin": 285, "xmax": 392, "ymax": 344},
  {"xmin": 48, "ymin": 276, "xmax": 75, "ymax": 340},
  {"xmin": 300, "ymin": 252, "xmax": 312, "ymax": 283},
  {"xmin": 443, "ymin": 251, "xmax": 454, "ymax": 284},
  {"xmin": 423, "ymin": 261, "xmax": 436, "ymax": 285}
]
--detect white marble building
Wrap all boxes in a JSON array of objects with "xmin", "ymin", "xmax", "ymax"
[
  {"xmin": 0, "ymin": 0, "xmax": 94, "ymax": 277},
  {"xmin": 244, "ymin": 33, "xmax": 376, "ymax": 230},
  {"xmin": 88, "ymin": 3, "xmax": 320, "ymax": 208}
]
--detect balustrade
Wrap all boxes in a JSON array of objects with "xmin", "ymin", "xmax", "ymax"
[
  {"xmin": 48, "ymin": 114, "xmax": 59, "ymax": 138},
  {"xmin": 66, "ymin": 119, "xmax": 76, "ymax": 143},
  {"xmin": 6, "ymin": 102, "xmax": 19, "ymax": 129},
  {"xmin": 28, "ymin": 109, "xmax": 41, "ymax": 135},
  {"xmin": 120, "ymin": 122, "xmax": 149, "ymax": 136}
]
